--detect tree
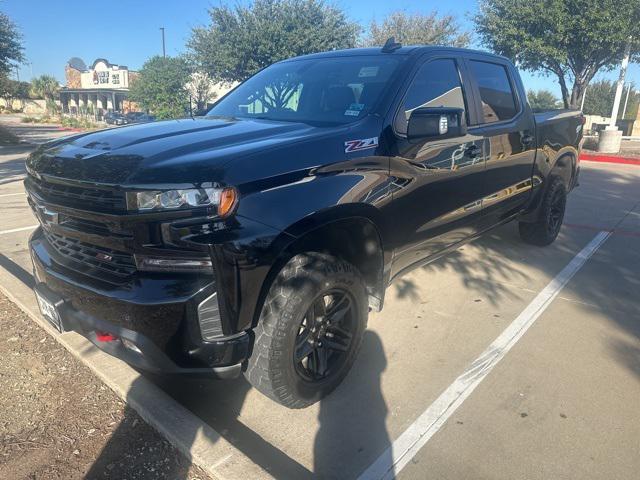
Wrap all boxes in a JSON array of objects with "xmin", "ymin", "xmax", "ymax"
[
  {"xmin": 185, "ymin": 71, "xmax": 218, "ymax": 114},
  {"xmin": 0, "ymin": 77, "xmax": 30, "ymax": 107},
  {"xmin": 30, "ymin": 74, "xmax": 59, "ymax": 113},
  {"xmin": 475, "ymin": 0, "xmax": 640, "ymax": 109},
  {"xmin": 189, "ymin": 0, "xmax": 359, "ymax": 83},
  {"xmin": 128, "ymin": 56, "xmax": 191, "ymax": 120},
  {"xmin": 364, "ymin": 10, "xmax": 470, "ymax": 47},
  {"xmin": 0, "ymin": 12, "xmax": 24, "ymax": 76},
  {"xmin": 582, "ymin": 79, "xmax": 640, "ymax": 119},
  {"xmin": 527, "ymin": 89, "xmax": 561, "ymax": 111}
]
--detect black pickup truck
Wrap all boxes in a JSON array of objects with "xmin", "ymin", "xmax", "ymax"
[{"xmin": 25, "ymin": 43, "xmax": 583, "ymax": 408}]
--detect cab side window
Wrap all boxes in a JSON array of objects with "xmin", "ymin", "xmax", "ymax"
[
  {"xmin": 468, "ymin": 60, "xmax": 518, "ymax": 123},
  {"xmin": 395, "ymin": 59, "xmax": 466, "ymax": 135}
]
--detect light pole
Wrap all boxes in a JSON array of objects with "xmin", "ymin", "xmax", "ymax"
[
  {"xmin": 622, "ymin": 82, "xmax": 632, "ymax": 119},
  {"xmin": 608, "ymin": 41, "xmax": 631, "ymax": 129},
  {"xmin": 580, "ymin": 85, "xmax": 588, "ymax": 112},
  {"xmin": 160, "ymin": 27, "xmax": 166, "ymax": 58},
  {"xmin": 598, "ymin": 39, "xmax": 632, "ymax": 153}
]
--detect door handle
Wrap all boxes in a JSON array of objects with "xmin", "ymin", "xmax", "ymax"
[
  {"xmin": 521, "ymin": 134, "xmax": 534, "ymax": 146},
  {"xmin": 465, "ymin": 144, "xmax": 481, "ymax": 158}
]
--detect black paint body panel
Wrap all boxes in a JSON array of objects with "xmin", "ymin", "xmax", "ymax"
[{"xmin": 25, "ymin": 46, "xmax": 583, "ymax": 374}]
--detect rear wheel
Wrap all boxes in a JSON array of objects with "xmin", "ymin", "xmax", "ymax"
[
  {"xmin": 245, "ymin": 253, "xmax": 367, "ymax": 409},
  {"xmin": 519, "ymin": 176, "xmax": 567, "ymax": 246}
]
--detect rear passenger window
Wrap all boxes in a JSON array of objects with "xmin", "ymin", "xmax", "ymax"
[
  {"xmin": 395, "ymin": 59, "xmax": 466, "ymax": 135},
  {"xmin": 468, "ymin": 60, "xmax": 518, "ymax": 123}
]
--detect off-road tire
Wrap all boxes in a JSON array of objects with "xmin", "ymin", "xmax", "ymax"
[
  {"xmin": 245, "ymin": 253, "xmax": 368, "ymax": 409},
  {"xmin": 519, "ymin": 176, "xmax": 567, "ymax": 246}
]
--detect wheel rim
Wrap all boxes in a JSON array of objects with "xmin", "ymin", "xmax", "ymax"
[
  {"xmin": 548, "ymin": 189, "xmax": 565, "ymax": 235},
  {"xmin": 293, "ymin": 289, "xmax": 355, "ymax": 383}
]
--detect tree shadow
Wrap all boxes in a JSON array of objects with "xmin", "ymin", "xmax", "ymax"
[{"xmin": 393, "ymin": 223, "xmax": 531, "ymax": 307}]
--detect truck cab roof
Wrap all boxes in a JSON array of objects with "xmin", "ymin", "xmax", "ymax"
[{"xmin": 279, "ymin": 45, "xmax": 511, "ymax": 63}]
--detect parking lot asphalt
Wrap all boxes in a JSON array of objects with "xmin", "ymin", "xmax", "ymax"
[{"xmin": 0, "ymin": 123, "xmax": 638, "ymax": 480}]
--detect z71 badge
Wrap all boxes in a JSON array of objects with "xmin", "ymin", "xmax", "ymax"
[{"xmin": 344, "ymin": 136, "xmax": 379, "ymax": 153}]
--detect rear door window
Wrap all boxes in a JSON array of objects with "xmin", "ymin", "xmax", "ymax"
[
  {"xmin": 468, "ymin": 60, "xmax": 518, "ymax": 123},
  {"xmin": 395, "ymin": 59, "xmax": 466, "ymax": 135}
]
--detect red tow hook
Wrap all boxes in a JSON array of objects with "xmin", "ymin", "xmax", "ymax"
[{"xmin": 95, "ymin": 331, "xmax": 118, "ymax": 342}]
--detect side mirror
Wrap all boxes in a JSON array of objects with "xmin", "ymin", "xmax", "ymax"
[{"xmin": 407, "ymin": 107, "xmax": 467, "ymax": 143}]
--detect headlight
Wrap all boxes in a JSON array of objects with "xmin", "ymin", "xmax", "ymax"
[{"xmin": 128, "ymin": 187, "xmax": 237, "ymax": 216}]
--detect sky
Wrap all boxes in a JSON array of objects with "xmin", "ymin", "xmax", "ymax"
[{"xmin": 4, "ymin": 0, "xmax": 639, "ymax": 102}]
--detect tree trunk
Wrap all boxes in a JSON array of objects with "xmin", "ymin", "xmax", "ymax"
[
  {"xmin": 570, "ymin": 80, "xmax": 587, "ymax": 110},
  {"xmin": 554, "ymin": 72, "xmax": 570, "ymax": 109}
]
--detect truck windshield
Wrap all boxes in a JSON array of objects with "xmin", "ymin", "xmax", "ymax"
[{"xmin": 207, "ymin": 56, "xmax": 404, "ymax": 125}]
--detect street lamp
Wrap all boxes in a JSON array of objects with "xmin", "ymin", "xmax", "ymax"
[
  {"xmin": 622, "ymin": 82, "xmax": 632, "ymax": 119},
  {"xmin": 598, "ymin": 39, "xmax": 632, "ymax": 153}
]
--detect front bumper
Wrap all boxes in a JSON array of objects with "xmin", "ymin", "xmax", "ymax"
[{"xmin": 29, "ymin": 227, "xmax": 251, "ymax": 377}]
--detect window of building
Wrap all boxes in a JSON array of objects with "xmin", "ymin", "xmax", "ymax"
[
  {"xmin": 395, "ymin": 59, "xmax": 466, "ymax": 135},
  {"xmin": 112, "ymin": 73, "xmax": 120, "ymax": 85},
  {"xmin": 97, "ymin": 71, "xmax": 109, "ymax": 84},
  {"xmin": 468, "ymin": 61, "xmax": 518, "ymax": 123}
]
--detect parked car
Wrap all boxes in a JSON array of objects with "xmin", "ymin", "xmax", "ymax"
[
  {"xmin": 103, "ymin": 111, "xmax": 126, "ymax": 125},
  {"xmin": 134, "ymin": 114, "xmax": 155, "ymax": 123},
  {"xmin": 125, "ymin": 112, "xmax": 155, "ymax": 124},
  {"xmin": 25, "ymin": 42, "xmax": 583, "ymax": 408}
]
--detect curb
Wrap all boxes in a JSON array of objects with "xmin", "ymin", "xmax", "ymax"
[
  {"xmin": 580, "ymin": 153, "xmax": 640, "ymax": 166},
  {"xmin": 0, "ymin": 257, "xmax": 273, "ymax": 480}
]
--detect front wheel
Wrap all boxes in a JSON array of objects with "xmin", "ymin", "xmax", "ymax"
[
  {"xmin": 245, "ymin": 253, "xmax": 367, "ymax": 409},
  {"xmin": 518, "ymin": 176, "xmax": 567, "ymax": 246}
]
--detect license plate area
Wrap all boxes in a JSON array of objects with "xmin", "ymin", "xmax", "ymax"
[{"xmin": 34, "ymin": 287, "xmax": 65, "ymax": 333}]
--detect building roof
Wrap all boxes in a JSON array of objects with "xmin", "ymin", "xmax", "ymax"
[{"xmin": 59, "ymin": 87, "xmax": 130, "ymax": 94}]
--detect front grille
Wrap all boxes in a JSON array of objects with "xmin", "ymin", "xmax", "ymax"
[
  {"xmin": 43, "ymin": 229, "xmax": 136, "ymax": 279},
  {"xmin": 27, "ymin": 175, "xmax": 126, "ymax": 213}
]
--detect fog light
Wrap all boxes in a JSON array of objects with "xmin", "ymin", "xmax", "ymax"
[
  {"xmin": 134, "ymin": 255, "xmax": 213, "ymax": 273},
  {"xmin": 121, "ymin": 338, "xmax": 142, "ymax": 354}
]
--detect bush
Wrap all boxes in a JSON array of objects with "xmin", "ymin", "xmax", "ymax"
[{"xmin": 60, "ymin": 115, "xmax": 98, "ymax": 129}]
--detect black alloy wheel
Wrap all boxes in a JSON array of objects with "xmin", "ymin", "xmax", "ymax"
[
  {"xmin": 547, "ymin": 187, "xmax": 566, "ymax": 237},
  {"xmin": 518, "ymin": 176, "xmax": 567, "ymax": 246},
  {"xmin": 245, "ymin": 252, "xmax": 367, "ymax": 409},
  {"xmin": 293, "ymin": 289, "xmax": 355, "ymax": 382}
]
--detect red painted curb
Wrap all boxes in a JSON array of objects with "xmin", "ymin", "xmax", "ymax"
[{"xmin": 580, "ymin": 153, "xmax": 640, "ymax": 166}]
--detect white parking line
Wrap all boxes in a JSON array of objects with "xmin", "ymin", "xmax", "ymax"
[
  {"xmin": 0, "ymin": 225, "xmax": 38, "ymax": 235},
  {"xmin": 0, "ymin": 192, "xmax": 25, "ymax": 198},
  {"xmin": 359, "ymin": 231, "xmax": 611, "ymax": 480}
]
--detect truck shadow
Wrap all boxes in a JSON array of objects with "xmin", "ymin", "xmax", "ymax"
[{"xmin": 85, "ymin": 331, "xmax": 390, "ymax": 479}]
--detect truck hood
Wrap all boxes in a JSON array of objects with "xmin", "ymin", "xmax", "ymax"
[{"xmin": 27, "ymin": 117, "xmax": 339, "ymax": 185}]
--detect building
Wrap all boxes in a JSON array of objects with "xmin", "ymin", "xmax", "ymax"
[{"xmin": 59, "ymin": 57, "xmax": 138, "ymax": 115}]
